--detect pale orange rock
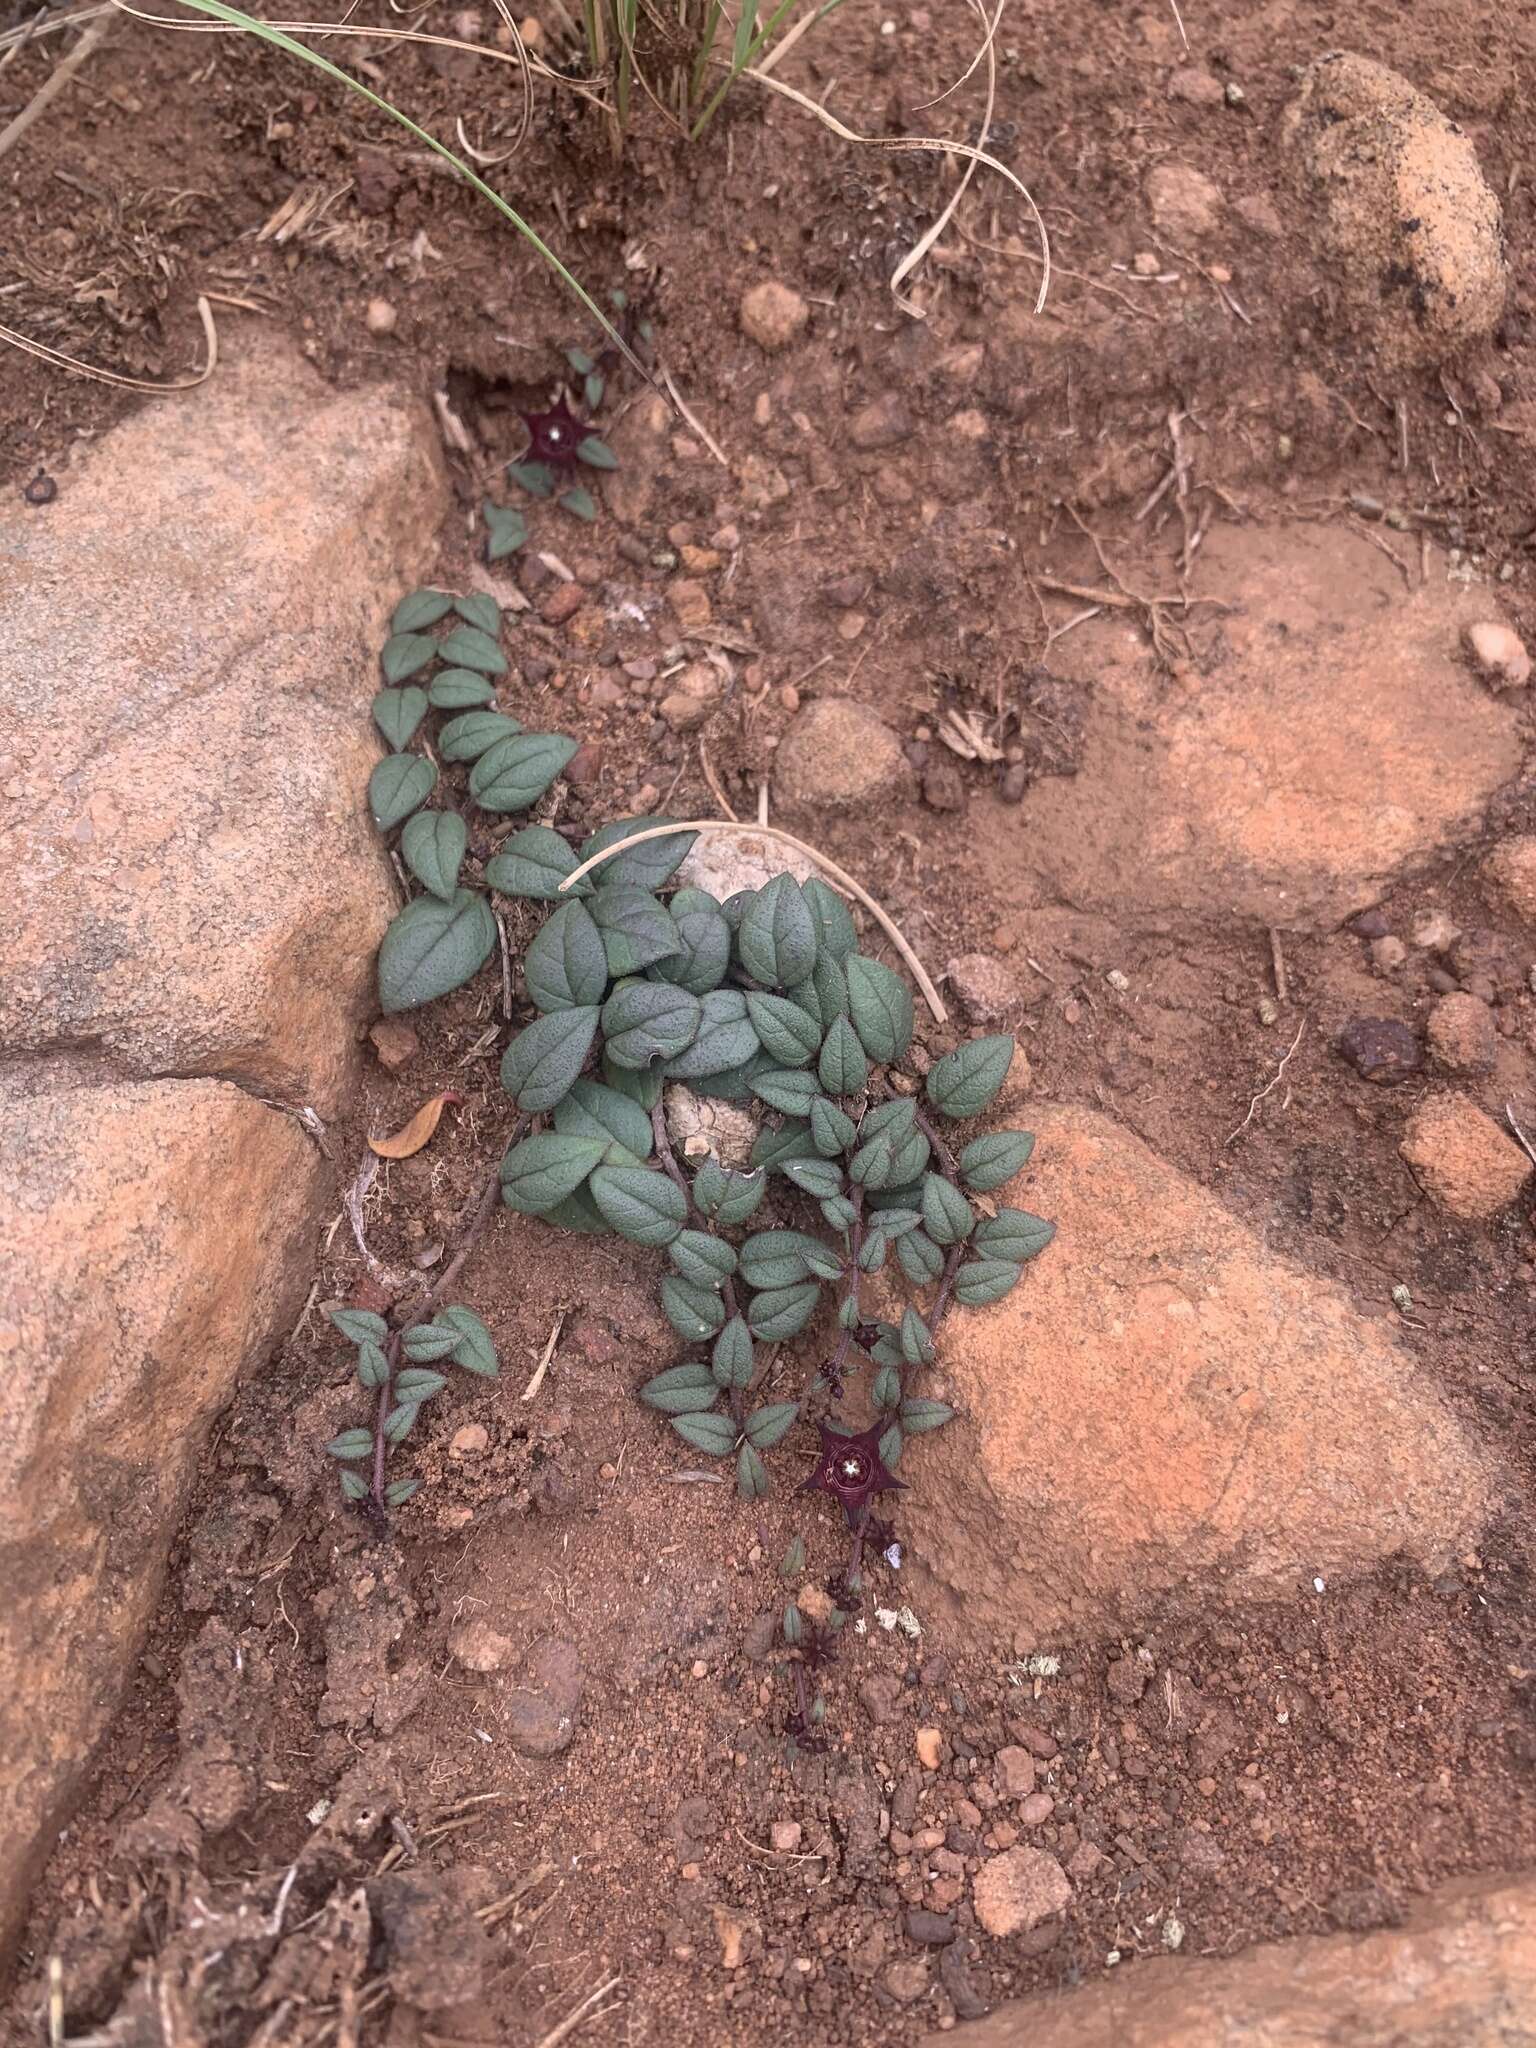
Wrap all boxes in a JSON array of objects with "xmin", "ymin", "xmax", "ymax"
[
  {"xmin": 923, "ymin": 1875, "xmax": 1536, "ymax": 2046},
  {"xmin": 901, "ymin": 1105, "xmax": 1492, "ymax": 1637},
  {"xmin": 1401, "ymin": 1094, "xmax": 1532, "ymax": 1221}
]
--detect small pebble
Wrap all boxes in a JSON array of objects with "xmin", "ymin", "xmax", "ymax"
[
  {"xmin": 916, "ymin": 1727, "xmax": 945, "ymax": 1770},
  {"xmin": 780, "ymin": 684, "xmax": 801, "ymax": 712},
  {"xmin": 1131, "ymin": 250, "xmax": 1160, "ymax": 276},
  {"xmin": 365, "ymin": 296, "xmax": 398, "ymax": 334},
  {"xmin": 1338, "ymin": 1015, "xmax": 1420, "ymax": 1085},
  {"xmin": 1369, "ymin": 935, "xmax": 1407, "ymax": 972},
  {"xmin": 770, "ymin": 1820, "xmax": 803, "ymax": 1853},
  {"xmin": 1463, "ymin": 620, "xmax": 1531, "ymax": 690}
]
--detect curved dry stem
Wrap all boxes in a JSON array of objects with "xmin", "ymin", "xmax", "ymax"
[
  {"xmin": 557, "ymin": 820, "xmax": 948, "ymax": 1024},
  {"xmin": 745, "ymin": 64, "xmax": 1050, "ymax": 314},
  {"xmin": 110, "ymin": 0, "xmax": 610, "ymax": 111},
  {"xmin": 0, "ymin": 294, "xmax": 218, "ymax": 391},
  {"xmin": 912, "ymin": 0, "xmax": 999, "ymax": 112},
  {"xmin": 889, "ymin": 0, "xmax": 998, "ymax": 308}
]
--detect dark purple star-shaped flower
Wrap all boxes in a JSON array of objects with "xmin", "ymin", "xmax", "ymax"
[
  {"xmin": 800, "ymin": 1419, "xmax": 905, "ymax": 1531},
  {"xmin": 519, "ymin": 393, "xmax": 587, "ymax": 469}
]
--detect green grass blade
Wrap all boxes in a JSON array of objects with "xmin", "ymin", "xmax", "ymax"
[{"xmin": 174, "ymin": 0, "xmax": 640, "ymax": 368}]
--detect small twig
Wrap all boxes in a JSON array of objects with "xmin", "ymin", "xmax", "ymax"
[
  {"xmin": 1225, "ymin": 1017, "xmax": 1306, "ymax": 1148},
  {"xmin": 662, "ymin": 365, "xmax": 728, "ymax": 467},
  {"xmin": 521, "ymin": 1309, "xmax": 568, "ymax": 1402},
  {"xmin": 1505, "ymin": 1104, "xmax": 1536, "ymax": 1171},
  {"xmin": 1168, "ymin": 408, "xmax": 1197, "ymax": 577},
  {"xmin": 0, "ymin": 12, "xmax": 109, "ymax": 165},
  {"xmin": 1045, "ymin": 603, "xmax": 1103, "ymax": 647},
  {"xmin": 697, "ymin": 740, "xmax": 740, "ymax": 821},
  {"xmin": 1167, "ymin": 0, "xmax": 1189, "ymax": 52},
  {"xmin": 557, "ymin": 820, "xmax": 947, "ymax": 1022},
  {"xmin": 1134, "ymin": 464, "xmax": 1178, "ymax": 525},
  {"xmin": 1268, "ymin": 928, "xmax": 1289, "ymax": 1006},
  {"xmin": 534, "ymin": 1976, "xmax": 623, "ymax": 2048},
  {"xmin": 0, "ymin": 292, "xmax": 218, "ymax": 392},
  {"xmin": 1395, "ymin": 396, "xmax": 1410, "ymax": 473}
]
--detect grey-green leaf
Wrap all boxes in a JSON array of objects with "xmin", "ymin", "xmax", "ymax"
[
  {"xmin": 744, "ymin": 1400, "xmax": 798, "ymax": 1451},
  {"xmin": 589, "ymin": 1164, "xmax": 688, "ymax": 1246},
  {"xmin": 329, "ymin": 1307, "xmax": 387, "ymax": 1345},
  {"xmin": 925, "ymin": 1034, "xmax": 1016, "ymax": 1121},
  {"xmin": 428, "ymin": 667, "xmax": 498, "ymax": 711},
  {"xmin": 590, "ymin": 885, "xmax": 680, "ymax": 977},
  {"xmin": 439, "ymin": 710, "xmax": 524, "ymax": 763},
  {"xmin": 440, "ymin": 1304, "xmax": 499, "ymax": 1377},
  {"xmin": 640, "ymin": 1362, "xmax": 718, "ymax": 1414},
  {"xmin": 553, "ymin": 1077, "xmax": 654, "ymax": 1163},
  {"xmin": 379, "ymin": 889, "xmax": 496, "ymax": 1012},
  {"xmin": 973, "ymin": 1207, "xmax": 1056, "ymax": 1264},
  {"xmin": 671, "ymin": 1230, "xmax": 739, "ymax": 1287},
  {"xmin": 356, "ymin": 1339, "xmax": 388, "ymax": 1388},
  {"xmin": 958, "ymin": 1130, "xmax": 1037, "ymax": 1192},
  {"xmin": 672, "ymin": 1410, "xmax": 738, "ymax": 1456},
  {"xmin": 373, "ymin": 686, "xmax": 428, "ymax": 750},
  {"xmin": 750, "ymin": 1067, "xmax": 820, "ymax": 1117},
  {"xmin": 500, "ymin": 1132, "xmax": 608, "ymax": 1215},
  {"xmin": 385, "ymin": 1476, "xmax": 422, "ymax": 1506},
  {"xmin": 395, "ymin": 1366, "xmax": 448, "ymax": 1401},
  {"xmin": 381, "ymin": 631, "xmax": 436, "ymax": 682},
  {"xmin": 602, "ymin": 982, "xmax": 701, "ymax": 1069},
  {"xmin": 872, "ymin": 1364, "xmax": 902, "ymax": 1410},
  {"xmin": 802, "ymin": 876, "xmax": 857, "ymax": 961},
  {"xmin": 900, "ymin": 1397, "xmax": 956, "ymax": 1433},
  {"xmin": 711, "ymin": 1315, "xmax": 755, "ymax": 1388},
  {"xmin": 327, "ymin": 1428, "xmax": 375, "ymax": 1460},
  {"xmin": 340, "ymin": 1469, "xmax": 369, "ymax": 1501},
  {"xmin": 746, "ymin": 991, "xmax": 821, "ymax": 1067},
  {"xmin": 817, "ymin": 1015, "xmax": 868, "ymax": 1096},
  {"xmin": 470, "ymin": 732, "xmax": 580, "ymax": 813},
  {"xmin": 661, "ymin": 1273, "xmax": 727, "ymax": 1342},
  {"xmin": 896, "ymin": 1228, "xmax": 944, "ymax": 1284},
  {"xmin": 810, "ymin": 1096, "xmax": 857, "ymax": 1157},
  {"xmin": 391, "ymin": 588, "xmax": 453, "ymax": 634},
  {"xmin": 846, "ymin": 954, "xmax": 914, "ymax": 1063},
  {"xmin": 664, "ymin": 987, "xmax": 759, "ymax": 1080},
  {"xmin": 369, "ymin": 752, "xmax": 436, "ymax": 830},
  {"xmin": 651, "ymin": 890, "xmax": 730, "ymax": 994},
  {"xmin": 401, "ymin": 1321, "xmax": 459, "ymax": 1362},
  {"xmin": 485, "ymin": 824, "xmax": 592, "ymax": 899},
  {"xmin": 953, "ymin": 1257, "xmax": 1023, "ymax": 1306},
  {"xmin": 921, "ymin": 1172, "xmax": 974, "ymax": 1245},
  {"xmin": 500, "ymin": 1005, "xmax": 598, "ymax": 1112},
  {"xmin": 483, "ymin": 499, "xmax": 529, "ymax": 561},
  {"xmin": 453, "ymin": 590, "xmax": 501, "ymax": 634},
  {"xmin": 579, "ymin": 816, "xmax": 698, "ymax": 891},
  {"xmin": 737, "ymin": 1442, "xmax": 770, "ymax": 1501},
  {"xmin": 438, "ymin": 623, "xmax": 507, "ymax": 676},
  {"xmin": 751, "ymin": 1120, "xmax": 818, "ymax": 1172},
  {"xmin": 695, "ymin": 1160, "xmax": 766, "ymax": 1225},
  {"xmin": 738, "ymin": 873, "xmax": 818, "ymax": 989},
  {"xmin": 782, "ymin": 1157, "xmax": 844, "ymax": 1199},
  {"xmin": 740, "ymin": 1229, "xmax": 825, "ymax": 1290},
  {"xmin": 383, "ymin": 1401, "xmax": 419, "ymax": 1443},
  {"xmin": 900, "ymin": 1307, "xmax": 935, "ymax": 1366},
  {"xmin": 748, "ymin": 1281, "xmax": 821, "ymax": 1341},
  {"xmin": 524, "ymin": 898, "xmax": 609, "ymax": 1013},
  {"xmin": 400, "ymin": 809, "xmax": 467, "ymax": 902}
]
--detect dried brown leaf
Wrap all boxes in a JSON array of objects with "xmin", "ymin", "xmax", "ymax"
[{"xmin": 369, "ymin": 1091, "xmax": 461, "ymax": 1160}]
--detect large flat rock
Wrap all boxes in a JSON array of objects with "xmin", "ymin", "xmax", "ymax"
[
  {"xmin": 0, "ymin": 336, "xmax": 446, "ymax": 1108},
  {"xmin": 0, "ymin": 1080, "xmax": 326, "ymax": 1951},
  {"xmin": 922, "ymin": 1874, "xmax": 1536, "ymax": 2046},
  {"xmin": 901, "ymin": 1105, "xmax": 1492, "ymax": 1639},
  {"xmin": 0, "ymin": 339, "xmax": 450, "ymax": 1957},
  {"xmin": 1018, "ymin": 523, "xmax": 1521, "ymax": 925}
]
